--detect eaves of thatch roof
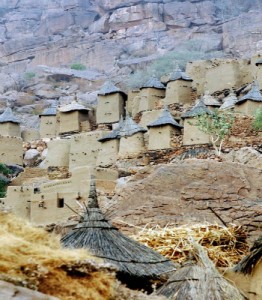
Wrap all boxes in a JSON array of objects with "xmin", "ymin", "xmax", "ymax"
[
  {"xmin": 61, "ymin": 179, "xmax": 176, "ymax": 280},
  {"xmin": 119, "ymin": 114, "xmax": 147, "ymax": 137},
  {"xmin": 0, "ymin": 107, "xmax": 20, "ymax": 124},
  {"xmin": 39, "ymin": 105, "xmax": 57, "ymax": 117},
  {"xmin": 237, "ymin": 81, "xmax": 262, "ymax": 104},
  {"xmin": 147, "ymin": 106, "xmax": 183, "ymax": 128},
  {"xmin": 140, "ymin": 77, "xmax": 165, "ymax": 90},
  {"xmin": 220, "ymin": 92, "xmax": 238, "ymax": 110},
  {"xmin": 98, "ymin": 81, "xmax": 125, "ymax": 96},
  {"xmin": 59, "ymin": 100, "xmax": 90, "ymax": 113},
  {"xmin": 233, "ymin": 237, "xmax": 262, "ymax": 275},
  {"xmin": 167, "ymin": 67, "xmax": 193, "ymax": 83},
  {"xmin": 181, "ymin": 99, "xmax": 213, "ymax": 118}
]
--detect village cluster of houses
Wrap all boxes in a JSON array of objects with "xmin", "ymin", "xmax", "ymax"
[{"xmin": 0, "ymin": 57, "xmax": 262, "ymax": 225}]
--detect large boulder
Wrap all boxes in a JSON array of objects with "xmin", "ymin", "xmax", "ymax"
[{"xmin": 108, "ymin": 159, "xmax": 262, "ymax": 239}]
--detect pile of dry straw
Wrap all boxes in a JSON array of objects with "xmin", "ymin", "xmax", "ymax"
[{"xmin": 133, "ymin": 223, "xmax": 249, "ymax": 268}]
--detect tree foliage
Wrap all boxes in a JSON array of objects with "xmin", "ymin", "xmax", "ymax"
[
  {"xmin": 70, "ymin": 63, "xmax": 86, "ymax": 71},
  {"xmin": 0, "ymin": 163, "xmax": 11, "ymax": 198},
  {"xmin": 192, "ymin": 109, "xmax": 235, "ymax": 156},
  {"xmin": 252, "ymin": 108, "xmax": 262, "ymax": 131}
]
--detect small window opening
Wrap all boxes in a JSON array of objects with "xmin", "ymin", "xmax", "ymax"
[{"xmin": 57, "ymin": 198, "xmax": 64, "ymax": 208}]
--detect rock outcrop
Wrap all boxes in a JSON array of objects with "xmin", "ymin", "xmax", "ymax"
[
  {"xmin": 108, "ymin": 159, "xmax": 262, "ymax": 239},
  {"xmin": 0, "ymin": 0, "xmax": 262, "ymax": 78}
]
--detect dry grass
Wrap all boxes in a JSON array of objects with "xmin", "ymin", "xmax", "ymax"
[
  {"xmin": 0, "ymin": 211, "xmax": 116, "ymax": 300},
  {"xmin": 133, "ymin": 223, "xmax": 249, "ymax": 268}
]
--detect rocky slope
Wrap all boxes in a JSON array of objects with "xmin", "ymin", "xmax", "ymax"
[{"xmin": 0, "ymin": 0, "xmax": 262, "ymax": 81}]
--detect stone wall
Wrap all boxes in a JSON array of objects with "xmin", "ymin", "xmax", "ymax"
[{"xmin": 0, "ymin": 136, "xmax": 23, "ymax": 165}]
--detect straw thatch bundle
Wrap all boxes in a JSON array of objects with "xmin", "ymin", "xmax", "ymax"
[
  {"xmin": 156, "ymin": 243, "xmax": 247, "ymax": 300},
  {"xmin": 0, "ymin": 211, "xmax": 117, "ymax": 300},
  {"xmin": 61, "ymin": 180, "xmax": 176, "ymax": 287},
  {"xmin": 133, "ymin": 224, "xmax": 249, "ymax": 268},
  {"xmin": 233, "ymin": 237, "xmax": 262, "ymax": 275}
]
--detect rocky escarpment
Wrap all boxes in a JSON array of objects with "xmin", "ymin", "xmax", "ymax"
[
  {"xmin": 0, "ymin": 0, "xmax": 262, "ymax": 81},
  {"xmin": 107, "ymin": 159, "xmax": 262, "ymax": 240}
]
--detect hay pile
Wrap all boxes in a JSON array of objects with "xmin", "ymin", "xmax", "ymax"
[
  {"xmin": 133, "ymin": 224, "xmax": 249, "ymax": 268},
  {"xmin": 0, "ymin": 211, "xmax": 116, "ymax": 300}
]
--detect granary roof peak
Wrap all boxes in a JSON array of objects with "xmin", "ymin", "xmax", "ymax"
[
  {"xmin": 220, "ymin": 91, "xmax": 238, "ymax": 110},
  {"xmin": 140, "ymin": 77, "xmax": 165, "ymax": 90},
  {"xmin": 87, "ymin": 176, "xmax": 98, "ymax": 209},
  {"xmin": 98, "ymin": 116, "xmax": 124, "ymax": 142},
  {"xmin": 40, "ymin": 103, "xmax": 57, "ymax": 117},
  {"xmin": 237, "ymin": 80, "xmax": 262, "ymax": 103},
  {"xmin": 59, "ymin": 99, "xmax": 90, "ymax": 113},
  {"xmin": 202, "ymin": 90, "xmax": 221, "ymax": 107},
  {"xmin": 98, "ymin": 81, "xmax": 122, "ymax": 96},
  {"xmin": 181, "ymin": 98, "xmax": 213, "ymax": 118},
  {"xmin": 0, "ymin": 107, "xmax": 20, "ymax": 124},
  {"xmin": 148, "ymin": 106, "xmax": 183, "ymax": 128},
  {"xmin": 168, "ymin": 66, "xmax": 193, "ymax": 82},
  {"xmin": 119, "ymin": 113, "xmax": 147, "ymax": 137}
]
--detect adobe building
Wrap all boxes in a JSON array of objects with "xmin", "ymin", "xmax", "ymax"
[
  {"xmin": 202, "ymin": 91, "xmax": 221, "ymax": 110},
  {"xmin": 220, "ymin": 91, "xmax": 238, "ymax": 111},
  {"xmin": 97, "ymin": 120, "xmax": 123, "ymax": 167},
  {"xmin": 118, "ymin": 114, "xmax": 147, "ymax": 158},
  {"xmin": 0, "ymin": 136, "xmax": 23, "ymax": 165},
  {"xmin": 235, "ymin": 81, "xmax": 262, "ymax": 116},
  {"xmin": 58, "ymin": 99, "xmax": 90, "ymax": 135},
  {"xmin": 0, "ymin": 107, "xmax": 21, "ymax": 137},
  {"xmin": 39, "ymin": 104, "xmax": 58, "ymax": 139},
  {"xmin": 164, "ymin": 67, "xmax": 193, "ymax": 105},
  {"xmin": 138, "ymin": 77, "xmax": 165, "ymax": 113},
  {"xmin": 96, "ymin": 81, "xmax": 126, "ymax": 125},
  {"xmin": 147, "ymin": 106, "xmax": 183, "ymax": 150},
  {"xmin": 127, "ymin": 89, "xmax": 139, "ymax": 116},
  {"xmin": 181, "ymin": 99, "xmax": 213, "ymax": 146},
  {"xmin": 21, "ymin": 129, "xmax": 40, "ymax": 142},
  {"xmin": 139, "ymin": 109, "xmax": 163, "ymax": 129}
]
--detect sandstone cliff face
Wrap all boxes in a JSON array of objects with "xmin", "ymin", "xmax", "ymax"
[
  {"xmin": 0, "ymin": 0, "xmax": 262, "ymax": 79},
  {"xmin": 107, "ymin": 160, "xmax": 262, "ymax": 239}
]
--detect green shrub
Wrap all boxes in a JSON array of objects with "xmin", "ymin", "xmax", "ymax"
[
  {"xmin": 70, "ymin": 63, "xmax": 86, "ymax": 71},
  {"xmin": 252, "ymin": 108, "xmax": 262, "ymax": 130},
  {"xmin": 0, "ymin": 163, "xmax": 11, "ymax": 198},
  {"xmin": 24, "ymin": 72, "xmax": 36, "ymax": 80},
  {"xmin": 0, "ymin": 163, "xmax": 11, "ymax": 176}
]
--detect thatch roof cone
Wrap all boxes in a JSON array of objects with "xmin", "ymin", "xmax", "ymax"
[
  {"xmin": 0, "ymin": 107, "xmax": 20, "ymax": 124},
  {"xmin": 157, "ymin": 242, "xmax": 246, "ymax": 300},
  {"xmin": 181, "ymin": 98, "xmax": 213, "ymax": 118},
  {"xmin": 61, "ymin": 180, "xmax": 176, "ymax": 281},
  {"xmin": 39, "ymin": 103, "xmax": 57, "ymax": 117},
  {"xmin": 98, "ymin": 115, "xmax": 124, "ymax": 142},
  {"xmin": 147, "ymin": 106, "xmax": 183, "ymax": 128},
  {"xmin": 237, "ymin": 80, "xmax": 262, "ymax": 103},
  {"xmin": 168, "ymin": 66, "xmax": 193, "ymax": 82}
]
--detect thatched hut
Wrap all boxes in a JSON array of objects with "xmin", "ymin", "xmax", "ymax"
[
  {"xmin": 138, "ymin": 77, "xmax": 165, "ymax": 113},
  {"xmin": 147, "ymin": 106, "xmax": 183, "ymax": 150},
  {"xmin": 96, "ymin": 81, "xmax": 126, "ymax": 125},
  {"xmin": 164, "ymin": 67, "xmax": 193, "ymax": 105},
  {"xmin": 225, "ymin": 237, "xmax": 262, "ymax": 300},
  {"xmin": 0, "ymin": 107, "xmax": 21, "ymax": 137},
  {"xmin": 39, "ymin": 104, "xmax": 57, "ymax": 138},
  {"xmin": 157, "ymin": 243, "xmax": 246, "ymax": 300},
  {"xmin": 61, "ymin": 180, "xmax": 176, "ymax": 290},
  {"xmin": 235, "ymin": 81, "xmax": 262, "ymax": 116},
  {"xmin": 181, "ymin": 99, "xmax": 213, "ymax": 146}
]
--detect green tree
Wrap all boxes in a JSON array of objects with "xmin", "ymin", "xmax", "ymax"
[
  {"xmin": 252, "ymin": 108, "xmax": 262, "ymax": 131},
  {"xmin": 192, "ymin": 109, "xmax": 235, "ymax": 156},
  {"xmin": 0, "ymin": 163, "xmax": 11, "ymax": 198}
]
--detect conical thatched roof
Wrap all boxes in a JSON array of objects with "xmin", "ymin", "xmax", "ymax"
[
  {"xmin": 119, "ymin": 113, "xmax": 147, "ymax": 137},
  {"xmin": 0, "ymin": 107, "xmax": 20, "ymax": 124},
  {"xmin": 98, "ymin": 81, "xmax": 124, "ymax": 96},
  {"xmin": 157, "ymin": 243, "xmax": 246, "ymax": 300},
  {"xmin": 98, "ymin": 116, "xmax": 124, "ymax": 142},
  {"xmin": 61, "ymin": 180, "xmax": 176, "ymax": 280},
  {"xmin": 59, "ymin": 100, "xmax": 90, "ymax": 113},
  {"xmin": 237, "ymin": 81, "xmax": 262, "ymax": 104},
  {"xmin": 39, "ymin": 104, "xmax": 57, "ymax": 117},
  {"xmin": 220, "ymin": 92, "xmax": 238, "ymax": 110},
  {"xmin": 141, "ymin": 77, "xmax": 165, "ymax": 90},
  {"xmin": 202, "ymin": 91, "xmax": 221, "ymax": 107},
  {"xmin": 167, "ymin": 67, "xmax": 192, "ymax": 83},
  {"xmin": 233, "ymin": 237, "xmax": 262, "ymax": 275},
  {"xmin": 181, "ymin": 99, "xmax": 213, "ymax": 118},
  {"xmin": 147, "ymin": 106, "xmax": 183, "ymax": 128}
]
